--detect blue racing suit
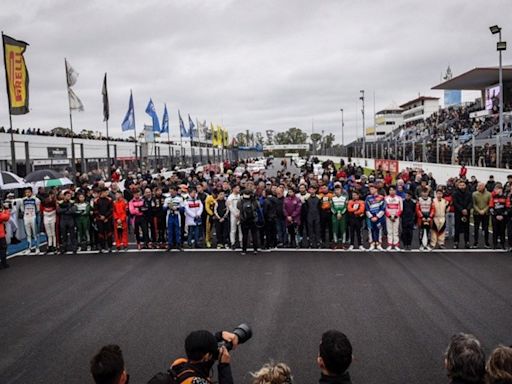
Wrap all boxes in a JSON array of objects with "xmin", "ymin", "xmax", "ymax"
[
  {"xmin": 164, "ymin": 195, "xmax": 183, "ymax": 248},
  {"xmin": 365, "ymin": 193, "xmax": 386, "ymax": 243}
]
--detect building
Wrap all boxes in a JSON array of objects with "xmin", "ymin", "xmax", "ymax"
[
  {"xmin": 366, "ymin": 107, "xmax": 404, "ymax": 142},
  {"xmin": 399, "ymin": 96, "xmax": 440, "ymax": 124}
]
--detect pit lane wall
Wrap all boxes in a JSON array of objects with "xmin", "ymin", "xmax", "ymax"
[{"xmin": 314, "ymin": 156, "xmax": 512, "ymax": 185}]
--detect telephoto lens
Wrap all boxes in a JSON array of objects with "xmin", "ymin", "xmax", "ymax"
[{"xmin": 220, "ymin": 323, "xmax": 252, "ymax": 351}]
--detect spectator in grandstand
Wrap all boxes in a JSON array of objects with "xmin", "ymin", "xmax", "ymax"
[
  {"xmin": 90, "ymin": 344, "xmax": 129, "ymax": 384},
  {"xmin": 486, "ymin": 345, "xmax": 512, "ymax": 384},
  {"xmin": 318, "ymin": 330, "xmax": 353, "ymax": 384},
  {"xmin": 251, "ymin": 362, "xmax": 293, "ymax": 384},
  {"xmin": 444, "ymin": 333, "xmax": 486, "ymax": 384}
]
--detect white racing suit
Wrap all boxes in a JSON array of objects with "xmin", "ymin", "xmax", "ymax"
[{"xmin": 22, "ymin": 196, "xmax": 41, "ymax": 250}]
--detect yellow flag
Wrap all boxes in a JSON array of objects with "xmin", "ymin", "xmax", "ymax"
[
  {"xmin": 223, "ymin": 127, "xmax": 229, "ymax": 147},
  {"xmin": 2, "ymin": 34, "xmax": 29, "ymax": 115}
]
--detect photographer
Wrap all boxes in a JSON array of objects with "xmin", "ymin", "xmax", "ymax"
[
  {"xmin": 148, "ymin": 329, "xmax": 245, "ymax": 384},
  {"xmin": 90, "ymin": 344, "xmax": 129, "ymax": 384},
  {"xmin": 317, "ymin": 330, "xmax": 353, "ymax": 384}
]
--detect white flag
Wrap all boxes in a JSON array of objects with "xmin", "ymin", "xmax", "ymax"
[
  {"xmin": 66, "ymin": 60, "xmax": 79, "ymax": 87},
  {"xmin": 68, "ymin": 87, "xmax": 84, "ymax": 111}
]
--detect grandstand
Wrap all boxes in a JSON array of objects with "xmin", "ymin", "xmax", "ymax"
[{"xmin": 343, "ymin": 66, "xmax": 512, "ymax": 168}]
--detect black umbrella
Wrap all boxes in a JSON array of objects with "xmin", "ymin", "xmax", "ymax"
[{"xmin": 24, "ymin": 169, "xmax": 64, "ymax": 183}]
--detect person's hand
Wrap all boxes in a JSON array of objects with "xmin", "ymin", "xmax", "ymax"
[
  {"xmin": 462, "ymin": 209, "xmax": 467, "ymax": 216},
  {"xmin": 371, "ymin": 217, "xmax": 377, "ymax": 222},
  {"xmin": 497, "ymin": 215, "xmax": 503, "ymax": 221},
  {"xmin": 117, "ymin": 219, "xmax": 122, "ymax": 224},
  {"xmin": 218, "ymin": 345, "xmax": 231, "ymax": 364},
  {"xmin": 337, "ymin": 213, "xmax": 342, "ymax": 220},
  {"xmin": 221, "ymin": 331, "xmax": 239, "ymax": 349}
]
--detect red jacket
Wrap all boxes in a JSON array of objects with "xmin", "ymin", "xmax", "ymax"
[
  {"xmin": 113, "ymin": 199, "xmax": 128, "ymax": 221},
  {"xmin": 0, "ymin": 209, "xmax": 10, "ymax": 238}
]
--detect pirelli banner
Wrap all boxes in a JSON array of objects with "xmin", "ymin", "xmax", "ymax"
[{"xmin": 2, "ymin": 34, "xmax": 29, "ymax": 115}]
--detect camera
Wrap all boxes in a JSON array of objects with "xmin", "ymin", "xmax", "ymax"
[{"xmin": 218, "ymin": 323, "xmax": 252, "ymax": 351}]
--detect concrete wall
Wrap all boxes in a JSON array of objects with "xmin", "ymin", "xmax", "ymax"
[{"xmin": 315, "ymin": 155, "xmax": 511, "ymax": 185}]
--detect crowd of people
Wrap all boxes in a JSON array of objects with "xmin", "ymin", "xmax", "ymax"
[
  {"xmin": 2, "ymin": 157, "xmax": 512, "ymax": 269},
  {"xmin": 350, "ymin": 101, "xmax": 512, "ymax": 168},
  {"xmin": 0, "ymin": 126, "xmax": 137, "ymax": 143},
  {"xmin": 88, "ymin": 329, "xmax": 512, "ymax": 384}
]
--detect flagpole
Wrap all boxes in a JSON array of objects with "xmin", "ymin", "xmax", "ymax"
[
  {"xmin": 1, "ymin": 32, "xmax": 16, "ymax": 172},
  {"xmin": 104, "ymin": 73, "xmax": 111, "ymax": 172},
  {"xmin": 130, "ymin": 90, "xmax": 139, "ymax": 169},
  {"xmin": 65, "ymin": 58, "xmax": 76, "ymax": 180}
]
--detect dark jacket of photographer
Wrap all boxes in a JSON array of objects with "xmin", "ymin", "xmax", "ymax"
[
  {"xmin": 168, "ymin": 358, "xmax": 233, "ymax": 384},
  {"xmin": 319, "ymin": 372, "xmax": 352, "ymax": 384}
]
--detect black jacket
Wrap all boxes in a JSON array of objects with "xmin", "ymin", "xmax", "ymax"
[
  {"xmin": 319, "ymin": 372, "xmax": 352, "ymax": 384},
  {"xmin": 453, "ymin": 188, "xmax": 473, "ymax": 216},
  {"xmin": 402, "ymin": 199, "xmax": 417, "ymax": 227}
]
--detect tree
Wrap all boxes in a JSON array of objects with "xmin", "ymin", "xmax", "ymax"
[
  {"xmin": 255, "ymin": 132, "xmax": 264, "ymax": 146},
  {"xmin": 236, "ymin": 132, "xmax": 247, "ymax": 147},
  {"xmin": 287, "ymin": 127, "xmax": 308, "ymax": 144},
  {"xmin": 324, "ymin": 133, "xmax": 335, "ymax": 149},
  {"xmin": 274, "ymin": 127, "xmax": 308, "ymax": 145}
]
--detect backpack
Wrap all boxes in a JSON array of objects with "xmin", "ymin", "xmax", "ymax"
[{"xmin": 242, "ymin": 199, "xmax": 255, "ymax": 222}]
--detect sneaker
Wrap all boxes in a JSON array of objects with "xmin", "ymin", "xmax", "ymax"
[
  {"xmin": 484, "ymin": 243, "xmax": 491, "ymax": 249},
  {"xmin": 439, "ymin": 244, "xmax": 445, "ymax": 249},
  {"xmin": 217, "ymin": 245, "xmax": 223, "ymax": 249},
  {"xmin": 464, "ymin": 242, "xmax": 470, "ymax": 249},
  {"xmin": 376, "ymin": 244, "xmax": 384, "ymax": 251},
  {"xmin": 241, "ymin": 252, "xmax": 246, "ymax": 255},
  {"xmin": 386, "ymin": 246, "xmax": 393, "ymax": 251},
  {"xmin": 348, "ymin": 245, "xmax": 354, "ymax": 251},
  {"xmin": 453, "ymin": 243, "xmax": 459, "ymax": 249},
  {"xmin": 394, "ymin": 246, "xmax": 402, "ymax": 252},
  {"xmin": 359, "ymin": 245, "xmax": 365, "ymax": 251},
  {"xmin": 206, "ymin": 242, "xmax": 211, "ymax": 248},
  {"xmin": 426, "ymin": 245, "xmax": 432, "ymax": 251},
  {"xmin": 419, "ymin": 245, "xmax": 425, "ymax": 251},
  {"xmin": 471, "ymin": 243, "xmax": 477, "ymax": 249}
]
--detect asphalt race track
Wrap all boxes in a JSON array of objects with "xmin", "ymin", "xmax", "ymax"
[{"xmin": 1, "ymin": 249, "xmax": 511, "ymax": 384}]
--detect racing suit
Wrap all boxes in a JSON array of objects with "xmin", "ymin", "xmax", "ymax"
[
  {"xmin": 365, "ymin": 193, "xmax": 386, "ymax": 244},
  {"xmin": 164, "ymin": 194, "xmax": 184, "ymax": 249},
  {"xmin": 331, "ymin": 192, "xmax": 348, "ymax": 244},
  {"xmin": 21, "ymin": 196, "xmax": 41, "ymax": 250},
  {"xmin": 384, "ymin": 195, "xmax": 403, "ymax": 247}
]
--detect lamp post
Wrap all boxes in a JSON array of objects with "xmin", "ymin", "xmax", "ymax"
[
  {"xmin": 340, "ymin": 108, "xmax": 344, "ymax": 156},
  {"xmin": 490, "ymin": 25, "xmax": 506, "ymax": 167},
  {"xmin": 360, "ymin": 90, "xmax": 366, "ymax": 158}
]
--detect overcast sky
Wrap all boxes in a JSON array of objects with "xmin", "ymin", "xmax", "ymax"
[{"xmin": 0, "ymin": 0, "xmax": 510, "ymax": 143}]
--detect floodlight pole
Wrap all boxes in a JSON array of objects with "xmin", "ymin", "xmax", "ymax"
[
  {"xmin": 498, "ymin": 30, "xmax": 504, "ymax": 168},
  {"xmin": 360, "ymin": 90, "xmax": 366, "ymax": 158},
  {"xmin": 340, "ymin": 108, "xmax": 344, "ymax": 156}
]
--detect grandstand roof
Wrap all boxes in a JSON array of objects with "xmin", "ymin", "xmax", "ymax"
[
  {"xmin": 399, "ymin": 96, "xmax": 439, "ymax": 109},
  {"xmin": 432, "ymin": 66, "xmax": 512, "ymax": 90}
]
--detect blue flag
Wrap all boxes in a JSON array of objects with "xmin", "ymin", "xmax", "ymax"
[
  {"xmin": 188, "ymin": 114, "xmax": 195, "ymax": 139},
  {"xmin": 145, "ymin": 98, "xmax": 160, "ymax": 133},
  {"xmin": 121, "ymin": 92, "xmax": 135, "ymax": 131},
  {"xmin": 161, "ymin": 104, "xmax": 169, "ymax": 134},
  {"xmin": 179, "ymin": 110, "xmax": 188, "ymax": 137}
]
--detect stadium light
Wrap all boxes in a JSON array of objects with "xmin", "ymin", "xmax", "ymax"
[
  {"xmin": 490, "ymin": 25, "xmax": 501, "ymax": 34},
  {"xmin": 340, "ymin": 108, "xmax": 344, "ymax": 150},
  {"xmin": 360, "ymin": 90, "xmax": 366, "ymax": 158},
  {"xmin": 490, "ymin": 25, "xmax": 505, "ymax": 166}
]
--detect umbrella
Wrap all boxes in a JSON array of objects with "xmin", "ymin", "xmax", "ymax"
[
  {"xmin": 0, "ymin": 171, "xmax": 30, "ymax": 190},
  {"xmin": 24, "ymin": 169, "xmax": 64, "ymax": 183},
  {"xmin": 32, "ymin": 176, "xmax": 74, "ymax": 189}
]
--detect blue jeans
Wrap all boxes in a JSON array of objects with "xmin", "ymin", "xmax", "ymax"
[
  {"xmin": 167, "ymin": 214, "xmax": 181, "ymax": 247},
  {"xmin": 276, "ymin": 218, "xmax": 287, "ymax": 245},
  {"xmin": 188, "ymin": 225, "xmax": 200, "ymax": 247}
]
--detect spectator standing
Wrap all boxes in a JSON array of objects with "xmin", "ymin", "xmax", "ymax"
[
  {"xmin": 472, "ymin": 182, "xmax": 491, "ymax": 248},
  {"xmin": 453, "ymin": 181, "xmax": 472, "ymax": 249}
]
